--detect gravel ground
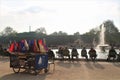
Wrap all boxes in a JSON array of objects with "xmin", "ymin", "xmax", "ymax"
[{"xmin": 0, "ymin": 57, "xmax": 120, "ymax": 80}]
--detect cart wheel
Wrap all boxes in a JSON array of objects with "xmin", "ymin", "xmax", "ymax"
[
  {"xmin": 13, "ymin": 67, "xmax": 20, "ymax": 73},
  {"xmin": 44, "ymin": 69, "xmax": 48, "ymax": 73},
  {"xmin": 34, "ymin": 70, "xmax": 40, "ymax": 75}
]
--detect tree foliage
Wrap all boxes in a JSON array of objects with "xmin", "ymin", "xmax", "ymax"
[
  {"xmin": 104, "ymin": 20, "xmax": 119, "ymax": 34},
  {"xmin": 103, "ymin": 20, "xmax": 120, "ymax": 45},
  {"xmin": 35, "ymin": 27, "xmax": 47, "ymax": 34},
  {"xmin": 1, "ymin": 27, "xmax": 17, "ymax": 37},
  {"xmin": 50, "ymin": 31, "xmax": 68, "ymax": 36},
  {"xmin": 0, "ymin": 20, "xmax": 120, "ymax": 48},
  {"xmin": 74, "ymin": 32, "xmax": 80, "ymax": 35}
]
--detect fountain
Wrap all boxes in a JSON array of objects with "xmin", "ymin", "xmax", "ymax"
[{"xmin": 96, "ymin": 23, "xmax": 109, "ymax": 52}]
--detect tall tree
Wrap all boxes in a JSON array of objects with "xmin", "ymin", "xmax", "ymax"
[
  {"xmin": 104, "ymin": 20, "xmax": 119, "ymax": 34},
  {"xmin": 103, "ymin": 20, "xmax": 119, "ymax": 45}
]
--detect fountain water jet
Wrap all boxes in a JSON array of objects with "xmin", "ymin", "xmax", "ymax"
[{"xmin": 96, "ymin": 23, "xmax": 109, "ymax": 52}]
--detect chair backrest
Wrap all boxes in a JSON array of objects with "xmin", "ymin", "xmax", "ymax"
[{"xmin": 48, "ymin": 57, "xmax": 54, "ymax": 63}]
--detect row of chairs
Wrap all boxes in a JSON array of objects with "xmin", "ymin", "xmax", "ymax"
[
  {"xmin": 56, "ymin": 52, "xmax": 120, "ymax": 62},
  {"xmin": 48, "ymin": 53, "xmax": 120, "ymax": 71}
]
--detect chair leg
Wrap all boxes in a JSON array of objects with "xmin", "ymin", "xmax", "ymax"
[
  {"xmin": 53, "ymin": 63, "xmax": 55, "ymax": 71},
  {"xmin": 48, "ymin": 63, "xmax": 55, "ymax": 72}
]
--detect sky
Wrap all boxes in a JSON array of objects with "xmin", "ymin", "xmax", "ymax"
[{"xmin": 0, "ymin": 0, "xmax": 120, "ymax": 35}]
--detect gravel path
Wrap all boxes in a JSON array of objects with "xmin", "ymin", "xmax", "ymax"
[{"xmin": 0, "ymin": 57, "xmax": 120, "ymax": 80}]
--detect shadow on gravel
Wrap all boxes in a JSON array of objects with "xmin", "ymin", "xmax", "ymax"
[
  {"xmin": 57, "ymin": 60, "xmax": 81, "ymax": 68},
  {"xmin": 93, "ymin": 62, "xmax": 105, "ymax": 69},
  {"xmin": 0, "ymin": 57, "xmax": 9, "ymax": 63},
  {"xmin": 113, "ymin": 62, "xmax": 120, "ymax": 68},
  {"xmin": 85, "ymin": 62, "xmax": 94, "ymax": 70},
  {"xmin": 0, "ymin": 72, "xmax": 48, "ymax": 80},
  {"xmin": 85, "ymin": 62, "xmax": 105, "ymax": 70},
  {"xmin": 57, "ymin": 61, "xmax": 72, "ymax": 68}
]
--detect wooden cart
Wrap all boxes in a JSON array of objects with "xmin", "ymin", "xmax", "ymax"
[{"xmin": 10, "ymin": 53, "xmax": 48, "ymax": 75}]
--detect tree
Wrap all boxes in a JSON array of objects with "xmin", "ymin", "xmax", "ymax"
[
  {"xmin": 102, "ymin": 20, "xmax": 119, "ymax": 45},
  {"xmin": 1, "ymin": 27, "xmax": 17, "ymax": 36},
  {"xmin": 74, "ymin": 32, "xmax": 80, "ymax": 35},
  {"xmin": 57, "ymin": 31, "xmax": 68, "ymax": 35},
  {"xmin": 50, "ymin": 31, "xmax": 68, "ymax": 36},
  {"xmin": 35, "ymin": 27, "xmax": 47, "ymax": 34},
  {"xmin": 104, "ymin": 20, "xmax": 119, "ymax": 34},
  {"xmin": 50, "ymin": 32, "xmax": 58, "ymax": 36}
]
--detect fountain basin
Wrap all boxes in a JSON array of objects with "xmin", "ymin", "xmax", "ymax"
[{"xmin": 98, "ymin": 44, "xmax": 109, "ymax": 52}]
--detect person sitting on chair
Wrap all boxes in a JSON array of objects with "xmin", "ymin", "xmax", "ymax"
[
  {"xmin": 47, "ymin": 48, "xmax": 55, "ymax": 72},
  {"xmin": 57, "ymin": 47, "xmax": 64, "ymax": 59},
  {"xmin": 81, "ymin": 47, "xmax": 88, "ymax": 61},
  {"xmin": 63, "ymin": 47, "xmax": 70, "ymax": 60},
  {"xmin": 116, "ymin": 49, "xmax": 120, "ymax": 61},
  {"xmin": 107, "ymin": 46, "xmax": 117, "ymax": 61},
  {"xmin": 47, "ymin": 49, "xmax": 55, "ymax": 60},
  {"xmin": 71, "ymin": 47, "xmax": 79, "ymax": 60},
  {"xmin": 88, "ymin": 47, "xmax": 97, "ymax": 61}
]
